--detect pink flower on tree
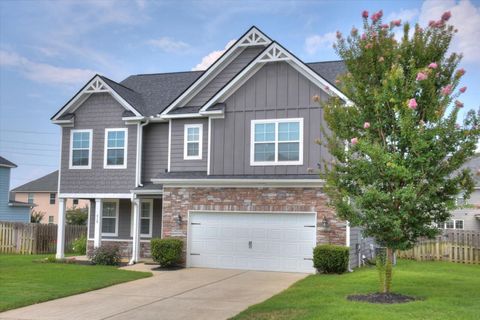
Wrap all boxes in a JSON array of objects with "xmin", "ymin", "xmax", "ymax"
[
  {"xmin": 459, "ymin": 86, "xmax": 467, "ymax": 93},
  {"xmin": 390, "ymin": 19, "xmax": 401, "ymax": 27},
  {"xmin": 362, "ymin": 10, "xmax": 369, "ymax": 19},
  {"xmin": 456, "ymin": 68, "xmax": 466, "ymax": 77},
  {"xmin": 351, "ymin": 137, "xmax": 358, "ymax": 145},
  {"xmin": 455, "ymin": 100, "xmax": 464, "ymax": 108},
  {"xmin": 416, "ymin": 72, "xmax": 428, "ymax": 81},
  {"xmin": 361, "ymin": 33, "xmax": 367, "ymax": 40},
  {"xmin": 434, "ymin": 20, "xmax": 444, "ymax": 28},
  {"xmin": 336, "ymin": 31, "xmax": 342, "ymax": 39},
  {"xmin": 371, "ymin": 10, "xmax": 383, "ymax": 23},
  {"xmin": 428, "ymin": 62, "xmax": 438, "ymax": 69},
  {"xmin": 351, "ymin": 27, "xmax": 358, "ymax": 36},
  {"xmin": 408, "ymin": 98, "xmax": 418, "ymax": 110},
  {"xmin": 381, "ymin": 24, "xmax": 389, "ymax": 29},
  {"xmin": 441, "ymin": 85, "xmax": 453, "ymax": 96},
  {"xmin": 441, "ymin": 11, "xmax": 452, "ymax": 21},
  {"xmin": 363, "ymin": 122, "xmax": 371, "ymax": 129}
]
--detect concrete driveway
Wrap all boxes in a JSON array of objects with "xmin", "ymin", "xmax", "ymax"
[{"xmin": 0, "ymin": 265, "xmax": 306, "ymax": 320}]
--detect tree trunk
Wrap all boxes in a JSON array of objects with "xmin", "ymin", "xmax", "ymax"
[{"xmin": 383, "ymin": 247, "xmax": 394, "ymax": 293}]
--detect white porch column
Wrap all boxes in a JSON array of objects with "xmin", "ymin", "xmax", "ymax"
[
  {"xmin": 130, "ymin": 198, "xmax": 141, "ymax": 264},
  {"xmin": 94, "ymin": 198, "xmax": 103, "ymax": 248},
  {"xmin": 55, "ymin": 198, "xmax": 66, "ymax": 259}
]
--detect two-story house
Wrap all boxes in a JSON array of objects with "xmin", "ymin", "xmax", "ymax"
[{"xmin": 51, "ymin": 27, "xmax": 368, "ymax": 273}]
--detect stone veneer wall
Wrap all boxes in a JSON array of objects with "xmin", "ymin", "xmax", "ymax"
[
  {"xmin": 161, "ymin": 187, "xmax": 347, "ymax": 261},
  {"xmin": 87, "ymin": 240, "xmax": 151, "ymax": 259}
]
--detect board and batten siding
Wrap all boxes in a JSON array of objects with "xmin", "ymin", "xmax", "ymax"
[
  {"xmin": 88, "ymin": 199, "xmax": 162, "ymax": 240},
  {"xmin": 60, "ymin": 93, "xmax": 137, "ymax": 194},
  {"xmin": 142, "ymin": 123, "xmax": 169, "ymax": 182},
  {"xmin": 170, "ymin": 118, "xmax": 208, "ymax": 172},
  {"xmin": 210, "ymin": 61, "xmax": 332, "ymax": 175},
  {"xmin": 0, "ymin": 167, "xmax": 30, "ymax": 222},
  {"xmin": 185, "ymin": 46, "xmax": 264, "ymax": 107}
]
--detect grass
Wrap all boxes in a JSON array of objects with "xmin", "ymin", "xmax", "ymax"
[
  {"xmin": 232, "ymin": 260, "xmax": 480, "ymax": 320},
  {"xmin": 0, "ymin": 254, "xmax": 151, "ymax": 312}
]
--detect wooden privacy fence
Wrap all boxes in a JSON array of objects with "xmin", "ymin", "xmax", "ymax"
[
  {"xmin": 398, "ymin": 230, "xmax": 480, "ymax": 264},
  {"xmin": 0, "ymin": 222, "xmax": 87, "ymax": 254}
]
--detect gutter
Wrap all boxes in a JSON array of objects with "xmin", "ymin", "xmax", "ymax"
[{"xmin": 136, "ymin": 119, "xmax": 150, "ymax": 187}]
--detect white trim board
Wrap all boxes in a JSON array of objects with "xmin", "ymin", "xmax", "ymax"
[
  {"xmin": 59, "ymin": 193, "xmax": 132, "ymax": 199},
  {"xmin": 200, "ymin": 42, "xmax": 352, "ymax": 113},
  {"xmin": 101, "ymin": 199, "xmax": 119, "ymax": 237},
  {"xmin": 150, "ymin": 178, "xmax": 325, "ymax": 188},
  {"xmin": 160, "ymin": 27, "xmax": 271, "ymax": 116}
]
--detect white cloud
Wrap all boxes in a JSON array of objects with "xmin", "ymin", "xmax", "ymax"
[
  {"xmin": 147, "ymin": 37, "xmax": 190, "ymax": 53},
  {"xmin": 419, "ymin": 0, "xmax": 480, "ymax": 64},
  {"xmin": 304, "ymin": 32, "xmax": 336, "ymax": 55},
  {"xmin": 0, "ymin": 50, "xmax": 95, "ymax": 85},
  {"xmin": 386, "ymin": 8, "xmax": 419, "ymax": 23},
  {"xmin": 192, "ymin": 39, "xmax": 236, "ymax": 71}
]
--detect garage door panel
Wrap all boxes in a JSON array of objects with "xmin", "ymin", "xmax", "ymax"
[{"xmin": 189, "ymin": 212, "xmax": 316, "ymax": 273}]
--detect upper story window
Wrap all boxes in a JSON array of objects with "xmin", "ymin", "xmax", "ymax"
[
  {"xmin": 70, "ymin": 129, "xmax": 92, "ymax": 169},
  {"xmin": 73, "ymin": 199, "xmax": 79, "ymax": 205},
  {"xmin": 28, "ymin": 193, "xmax": 34, "ymax": 204},
  {"xmin": 101, "ymin": 200, "xmax": 119, "ymax": 236},
  {"xmin": 104, "ymin": 128, "xmax": 128, "ymax": 169},
  {"xmin": 184, "ymin": 124, "xmax": 203, "ymax": 160},
  {"xmin": 250, "ymin": 118, "xmax": 303, "ymax": 166},
  {"xmin": 49, "ymin": 193, "xmax": 56, "ymax": 205}
]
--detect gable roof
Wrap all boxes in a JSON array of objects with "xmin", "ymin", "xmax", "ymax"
[
  {"xmin": 11, "ymin": 170, "xmax": 58, "ymax": 193},
  {"xmin": 0, "ymin": 156, "xmax": 17, "ymax": 168}
]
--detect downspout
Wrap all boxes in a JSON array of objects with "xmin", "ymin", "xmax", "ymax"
[{"xmin": 136, "ymin": 119, "xmax": 150, "ymax": 187}]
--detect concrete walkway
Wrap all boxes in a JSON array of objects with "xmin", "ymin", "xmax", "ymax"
[{"xmin": 0, "ymin": 265, "xmax": 306, "ymax": 320}]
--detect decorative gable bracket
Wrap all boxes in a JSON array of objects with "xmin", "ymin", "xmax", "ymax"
[
  {"xmin": 85, "ymin": 79, "xmax": 109, "ymax": 93},
  {"xmin": 238, "ymin": 28, "xmax": 270, "ymax": 47},
  {"xmin": 258, "ymin": 44, "xmax": 290, "ymax": 62}
]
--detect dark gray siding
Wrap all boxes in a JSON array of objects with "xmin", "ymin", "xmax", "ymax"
[
  {"xmin": 170, "ymin": 118, "xmax": 208, "ymax": 172},
  {"xmin": 60, "ymin": 93, "xmax": 137, "ymax": 193},
  {"xmin": 142, "ymin": 123, "xmax": 168, "ymax": 182},
  {"xmin": 186, "ymin": 46, "xmax": 264, "ymax": 107},
  {"xmin": 88, "ymin": 198, "xmax": 162, "ymax": 239},
  {"xmin": 349, "ymin": 227, "xmax": 376, "ymax": 269},
  {"xmin": 210, "ymin": 62, "xmax": 331, "ymax": 175}
]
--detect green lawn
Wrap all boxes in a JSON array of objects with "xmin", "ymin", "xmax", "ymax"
[
  {"xmin": 232, "ymin": 260, "xmax": 480, "ymax": 320},
  {"xmin": 0, "ymin": 254, "xmax": 151, "ymax": 312}
]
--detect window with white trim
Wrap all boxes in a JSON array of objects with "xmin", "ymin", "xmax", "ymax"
[
  {"xmin": 184, "ymin": 124, "xmax": 202, "ymax": 160},
  {"xmin": 101, "ymin": 200, "xmax": 118, "ymax": 236},
  {"xmin": 251, "ymin": 118, "xmax": 303, "ymax": 165},
  {"xmin": 70, "ymin": 129, "xmax": 92, "ymax": 169},
  {"xmin": 104, "ymin": 128, "xmax": 127, "ymax": 169},
  {"xmin": 440, "ymin": 219, "xmax": 464, "ymax": 230},
  {"xmin": 140, "ymin": 200, "xmax": 153, "ymax": 237},
  {"xmin": 48, "ymin": 216, "xmax": 54, "ymax": 224}
]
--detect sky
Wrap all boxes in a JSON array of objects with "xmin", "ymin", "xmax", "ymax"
[{"xmin": 0, "ymin": 0, "xmax": 479, "ymax": 188}]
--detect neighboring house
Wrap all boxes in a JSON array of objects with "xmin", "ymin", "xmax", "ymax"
[
  {"xmin": 0, "ymin": 156, "xmax": 33, "ymax": 223},
  {"xmin": 51, "ymin": 26, "xmax": 368, "ymax": 272},
  {"xmin": 442, "ymin": 156, "xmax": 480, "ymax": 232},
  {"xmin": 11, "ymin": 170, "xmax": 89, "ymax": 224}
]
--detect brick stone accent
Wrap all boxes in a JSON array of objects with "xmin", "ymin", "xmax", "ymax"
[
  {"xmin": 161, "ymin": 187, "xmax": 347, "ymax": 263},
  {"xmin": 87, "ymin": 240, "xmax": 151, "ymax": 259}
]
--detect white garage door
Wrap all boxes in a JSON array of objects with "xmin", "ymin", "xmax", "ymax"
[{"xmin": 188, "ymin": 212, "xmax": 317, "ymax": 273}]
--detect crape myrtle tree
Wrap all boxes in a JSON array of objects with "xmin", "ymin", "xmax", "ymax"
[{"xmin": 319, "ymin": 10, "xmax": 480, "ymax": 293}]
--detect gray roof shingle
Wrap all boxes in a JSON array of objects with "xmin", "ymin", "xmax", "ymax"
[
  {"xmin": 11, "ymin": 170, "xmax": 58, "ymax": 192},
  {"xmin": 0, "ymin": 156, "xmax": 17, "ymax": 168}
]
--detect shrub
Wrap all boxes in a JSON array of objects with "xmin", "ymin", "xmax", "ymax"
[
  {"xmin": 71, "ymin": 235, "xmax": 87, "ymax": 255},
  {"xmin": 90, "ymin": 245, "xmax": 121, "ymax": 266},
  {"xmin": 313, "ymin": 245, "xmax": 349, "ymax": 274},
  {"xmin": 151, "ymin": 238, "xmax": 183, "ymax": 268}
]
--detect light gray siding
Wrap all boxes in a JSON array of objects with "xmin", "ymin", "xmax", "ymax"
[
  {"xmin": 186, "ymin": 46, "xmax": 264, "ymax": 107},
  {"xmin": 210, "ymin": 61, "xmax": 331, "ymax": 175},
  {"xmin": 349, "ymin": 227, "xmax": 376, "ymax": 269},
  {"xmin": 450, "ymin": 210, "xmax": 480, "ymax": 231},
  {"xmin": 142, "ymin": 123, "xmax": 169, "ymax": 182},
  {"xmin": 60, "ymin": 93, "xmax": 137, "ymax": 193},
  {"xmin": 88, "ymin": 198, "xmax": 162, "ymax": 239},
  {"xmin": 170, "ymin": 118, "xmax": 208, "ymax": 172},
  {"xmin": 0, "ymin": 167, "xmax": 30, "ymax": 222}
]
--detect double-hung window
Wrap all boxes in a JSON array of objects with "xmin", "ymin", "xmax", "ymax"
[
  {"xmin": 251, "ymin": 118, "xmax": 303, "ymax": 165},
  {"xmin": 184, "ymin": 124, "xmax": 202, "ymax": 160},
  {"xmin": 130, "ymin": 200, "xmax": 153, "ymax": 238},
  {"xmin": 101, "ymin": 200, "xmax": 119, "ymax": 236},
  {"xmin": 27, "ymin": 193, "xmax": 34, "ymax": 204},
  {"xmin": 70, "ymin": 129, "xmax": 92, "ymax": 169},
  {"xmin": 49, "ymin": 193, "xmax": 56, "ymax": 205},
  {"xmin": 104, "ymin": 128, "xmax": 127, "ymax": 169}
]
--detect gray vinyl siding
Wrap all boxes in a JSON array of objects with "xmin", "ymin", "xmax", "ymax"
[
  {"xmin": 142, "ymin": 123, "xmax": 169, "ymax": 182},
  {"xmin": 88, "ymin": 198, "xmax": 162, "ymax": 239},
  {"xmin": 450, "ymin": 210, "xmax": 480, "ymax": 231},
  {"xmin": 60, "ymin": 93, "xmax": 137, "ymax": 193},
  {"xmin": 170, "ymin": 118, "xmax": 208, "ymax": 172},
  {"xmin": 349, "ymin": 227, "xmax": 376, "ymax": 269},
  {"xmin": 210, "ymin": 61, "xmax": 332, "ymax": 175},
  {"xmin": 185, "ymin": 46, "xmax": 264, "ymax": 107},
  {"xmin": 0, "ymin": 167, "xmax": 30, "ymax": 222}
]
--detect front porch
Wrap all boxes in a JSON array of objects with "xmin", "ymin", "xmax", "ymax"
[{"xmin": 55, "ymin": 191, "xmax": 163, "ymax": 264}]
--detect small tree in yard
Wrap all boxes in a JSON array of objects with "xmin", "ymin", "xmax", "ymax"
[
  {"xmin": 66, "ymin": 206, "xmax": 88, "ymax": 225},
  {"xmin": 321, "ymin": 10, "xmax": 480, "ymax": 294}
]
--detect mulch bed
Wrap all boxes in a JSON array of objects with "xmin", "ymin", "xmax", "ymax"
[{"xmin": 347, "ymin": 293, "xmax": 419, "ymax": 304}]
